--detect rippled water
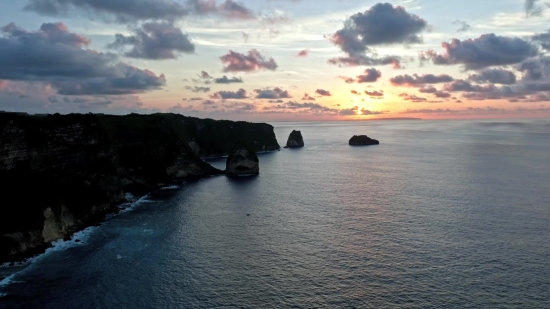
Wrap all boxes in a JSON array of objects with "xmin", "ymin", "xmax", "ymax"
[{"xmin": 1, "ymin": 119, "xmax": 549, "ymax": 308}]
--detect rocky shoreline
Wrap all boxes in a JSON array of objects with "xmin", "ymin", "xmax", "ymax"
[{"xmin": 0, "ymin": 112, "xmax": 280, "ymax": 264}]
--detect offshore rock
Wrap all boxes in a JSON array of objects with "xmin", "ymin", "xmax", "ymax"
[
  {"xmin": 286, "ymin": 130, "xmax": 304, "ymax": 148},
  {"xmin": 225, "ymin": 141, "xmax": 259, "ymax": 175},
  {"xmin": 349, "ymin": 135, "xmax": 380, "ymax": 146},
  {"xmin": 0, "ymin": 112, "xmax": 279, "ymax": 263}
]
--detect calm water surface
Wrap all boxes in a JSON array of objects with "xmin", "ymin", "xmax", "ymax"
[{"xmin": 1, "ymin": 119, "xmax": 549, "ymax": 308}]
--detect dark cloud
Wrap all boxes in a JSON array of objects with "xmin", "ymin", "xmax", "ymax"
[
  {"xmin": 418, "ymin": 86, "xmax": 437, "ymax": 93},
  {"xmin": 442, "ymin": 80, "xmax": 497, "ymax": 92},
  {"xmin": 328, "ymin": 3, "xmax": 426, "ymax": 67},
  {"xmin": 365, "ymin": 90, "xmax": 384, "ymax": 97},
  {"xmin": 107, "ymin": 22, "xmax": 194, "ymax": 59},
  {"xmin": 24, "ymin": 0, "xmax": 189, "ymax": 22},
  {"xmin": 214, "ymin": 75, "xmax": 243, "ymax": 84},
  {"xmin": 302, "ymin": 93, "xmax": 315, "ymax": 100},
  {"xmin": 333, "ymin": 3, "xmax": 427, "ymax": 47},
  {"xmin": 350, "ymin": 90, "xmax": 360, "ymax": 95},
  {"xmin": 188, "ymin": 0, "xmax": 256, "ymax": 20},
  {"xmin": 532, "ymin": 29, "xmax": 550, "ymax": 51},
  {"xmin": 25, "ymin": 0, "xmax": 256, "ymax": 23},
  {"xmin": 315, "ymin": 89, "xmax": 331, "ymax": 96},
  {"xmin": 210, "ymin": 88, "xmax": 248, "ymax": 99},
  {"xmin": 254, "ymin": 87, "xmax": 291, "ymax": 99},
  {"xmin": 468, "ymin": 69, "xmax": 517, "ymax": 84},
  {"xmin": 200, "ymin": 71, "xmax": 212, "ymax": 79},
  {"xmin": 220, "ymin": 49, "xmax": 278, "ymax": 72},
  {"xmin": 0, "ymin": 22, "xmax": 166, "ymax": 95},
  {"xmin": 356, "ymin": 68, "xmax": 382, "ymax": 83},
  {"xmin": 434, "ymin": 91, "xmax": 451, "ymax": 98},
  {"xmin": 399, "ymin": 93, "xmax": 428, "ymax": 102},
  {"xmin": 185, "ymin": 86, "xmax": 210, "ymax": 93},
  {"xmin": 419, "ymin": 34, "xmax": 538, "ymax": 70},
  {"xmin": 518, "ymin": 57, "xmax": 550, "ymax": 81},
  {"xmin": 390, "ymin": 74, "xmax": 454, "ymax": 86}
]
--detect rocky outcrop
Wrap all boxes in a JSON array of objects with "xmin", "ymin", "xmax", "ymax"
[
  {"xmin": 285, "ymin": 130, "xmax": 304, "ymax": 148},
  {"xmin": 0, "ymin": 112, "xmax": 279, "ymax": 263},
  {"xmin": 225, "ymin": 141, "xmax": 259, "ymax": 175},
  {"xmin": 349, "ymin": 135, "xmax": 380, "ymax": 146}
]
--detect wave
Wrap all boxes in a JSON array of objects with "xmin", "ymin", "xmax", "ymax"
[
  {"xmin": 160, "ymin": 185, "xmax": 179, "ymax": 190},
  {"xmin": 0, "ymin": 194, "xmax": 154, "ymax": 288}
]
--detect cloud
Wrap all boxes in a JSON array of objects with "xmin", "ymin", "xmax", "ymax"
[
  {"xmin": 468, "ymin": 69, "xmax": 517, "ymax": 84},
  {"xmin": 418, "ymin": 86, "xmax": 437, "ymax": 93},
  {"xmin": 532, "ymin": 29, "xmax": 550, "ymax": 51},
  {"xmin": 214, "ymin": 75, "xmax": 243, "ymax": 84},
  {"xmin": 315, "ymin": 89, "xmax": 331, "ymax": 96},
  {"xmin": 328, "ymin": 3, "xmax": 427, "ymax": 67},
  {"xmin": 434, "ymin": 91, "xmax": 451, "ymax": 98},
  {"xmin": 210, "ymin": 88, "xmax": 247, "ymax": 99},
  {"xmin": 297, "ymin": 49, "xmax": 309, "ymax": 57},
  {"xmin": 0, "ymin": 22, "xmax": 166, "ymax": 95},
  {"xmin": 442, "ymin": 80, "xmax": 497, "ymax": 92},
  {"xmin": 390, "ymin": 74, "xmax": 454, "ymax": 86},
  {"xmin": 187, "ymin": 0, "xmax": 256, "ymax": 20},
  {"xmin": 338, "ymin": 76, "xmax": 355, "ymax": 84},
  {"xmin": 200, "ymin": 71, "xmax": 212, "ymax": 79},
  {"xmin": 107, "ymin": 22, "xmax": 194, "ymax": 59},
  {"xmin": 453, "ymin": 20, "xmax": 471, "ymax": 32},
  {"xmin": 328, "ymin": 54, "xmax": 401, "ymax": 68},
  {"xmin": 365, "ymin": 90, "xmax": 384, "ymax": 97},
  {"xmin": 24, "ymin": 0, "xmax": 256, "ymax": 23},
  {"xmin": 220, "ymin": 49, "xmax": 278, "ymax": 72},
  {"xmin": 302, "ymin": 93, "xmax": 315, "ymax": 100},
  {"xmin": 254, "ymin": 87, "xmax": 291, "ymax": 99},
  {"xmin": 339, "ymin": 106, "xmax": 385, "ymax": 116},
  {"xmin": 356, "ymin": 68, "xmax": 382, "ymax": 83},
  {"xmin": 419, "ymin": 34, "xmax": 538, "ymax": 70},
  {"xmin": 399, "ymin": 93, "xmax": 428, "ymax": 102},
  {"xmin": 524, "ymin": 0, "xmax": 547, "ymax": 17},
  {"xmin": 24, "ymin": 0, "xmax": 189, "ymax": 22},
  {"xmin": 185, "ymin": 86, "xmax": 210, "ymax": 92}
]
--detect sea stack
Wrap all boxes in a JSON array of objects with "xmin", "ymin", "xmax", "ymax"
[
  {"xmin": 286, "ymin": 130, "xmax": 304, "ymax": 148},
  {"xmin": 225, "ymin": 141, "xmax": 259, "ymax": 175},
  {"xmin": 349, "ymin": 135, "xmax": 380, "ymax": 146}
]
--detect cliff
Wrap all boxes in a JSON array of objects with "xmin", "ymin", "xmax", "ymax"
[
  {"xmin": 225, "ymin": 141, "xmax": 259, "ymax": 175},
  {"xmin": 0, "ymin": 112, "xmax": 280, "ymax": 263},
  {"xmin": 286, "ymin": 130, "xmax": 304, "ymax": 148}
]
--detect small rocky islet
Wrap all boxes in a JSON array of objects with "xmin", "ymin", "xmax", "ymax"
[
  {"xmin": 285, "ymin": 130, "xmax": 304, "ymax": 148},
  {"xmin": 349, "ymin": 135, "xmax": 380, "ymax": 146},
  {"xmin": 225, "ymin": 141, "xmax": 259, "ymax": 176}
]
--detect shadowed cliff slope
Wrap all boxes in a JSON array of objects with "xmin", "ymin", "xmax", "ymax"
[{"xmin": 0, "ymin": 112, "xmax": 280, "ymax": 263}]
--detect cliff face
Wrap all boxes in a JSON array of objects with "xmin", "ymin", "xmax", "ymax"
[
  {"xmin": 286, "ymin": 130, "xmax": 304, "ymax": 148},
  {"xmin": 0, "ymin": 112, "xmax": 280, "ymax": 263},
  {"xmin": 225, "ymin": 141, "xmax": 259, "ymax": 175}
]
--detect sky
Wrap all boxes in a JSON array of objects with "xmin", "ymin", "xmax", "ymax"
[{"xmin": 1, "ymin": 0, "xmax": 550, "ymax": 121}]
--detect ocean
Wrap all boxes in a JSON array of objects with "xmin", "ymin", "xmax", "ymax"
[{"xmin": 1, "ymin": 119, "xmax": 549, "ymax": 308}]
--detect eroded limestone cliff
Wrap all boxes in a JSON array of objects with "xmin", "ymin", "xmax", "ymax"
[{"xmin": 0, "ymin": 112, "xmax": 280, "ymax": 263}]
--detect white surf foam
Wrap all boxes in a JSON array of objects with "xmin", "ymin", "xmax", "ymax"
[
  {"xmin": 160, "ymin": 185, "xmax": 179, "ymax": 190},
  {"xmin": 0, "ymin": 194, "xmax": 154, "ymax": 287},
  {"xmin": 0, "ymin": 273, "xmax": 17, "ymax": 287}
]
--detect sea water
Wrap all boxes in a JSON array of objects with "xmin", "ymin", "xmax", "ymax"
[{"xmin": 0, "ymin": 119, "xmax": 549, "ymax": 308}]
